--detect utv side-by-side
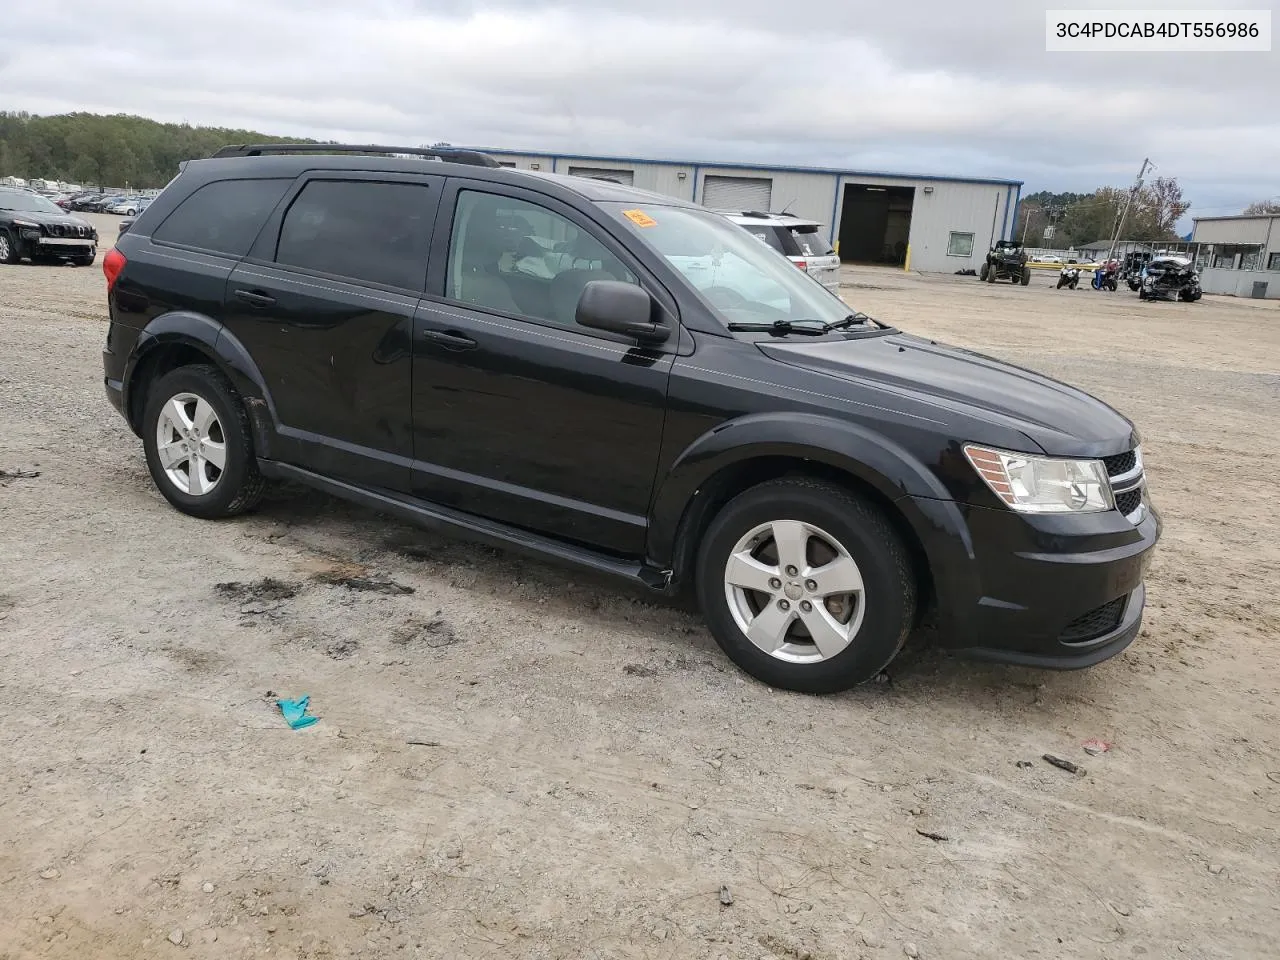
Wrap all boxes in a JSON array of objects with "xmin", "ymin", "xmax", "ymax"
[{"xmin": 980, "ymin": 240, "xmax": 1030, "ymax": 285}]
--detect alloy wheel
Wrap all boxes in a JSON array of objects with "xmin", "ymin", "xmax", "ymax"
[
  {"xmin": 0, "ymin": 234, "xmax": 11, "ymax": 261},
  {"xmin": 723, "ymin": 519, "xmax": 866, "ymax": 663},
  {"xmin": 154, "ymin": 391, "xmax": 227, "ymax": 496}
]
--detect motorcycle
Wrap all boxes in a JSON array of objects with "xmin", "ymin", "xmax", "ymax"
[
  {"xmin": 1137, "ymin": 255, "xmax": 1202, "ymax": 302},
  {"xmin": 1056, "ymin": 266, "xmax": 1080, "ymax": 290},
  {"xmin": 1091, "ymin": 262, "xmax": 1119, "ymax": 292}
]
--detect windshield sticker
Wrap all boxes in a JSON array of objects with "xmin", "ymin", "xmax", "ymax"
[{"xmin": 622, "ymin": 209, "xmax": 657, "ymax": 228}]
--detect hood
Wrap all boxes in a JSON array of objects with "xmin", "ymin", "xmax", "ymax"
[
  {"xmin": 3, "ymin": 208, "xmax": 94, "ymax": 231},
  {"xmin": 760, "ymin": 332, "xmax": 1137, "ymax": 457}
]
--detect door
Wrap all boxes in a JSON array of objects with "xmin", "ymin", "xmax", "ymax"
[
  {"xmin": 702, "ymin": 175, "xmax": 773, "ymax": 212},
  {"xmin": 411, "ymin": 181, "xmax": 675, "ymax": 555},
  {"xmin": 223, "ymin": 173, "xmax": 442, "ymax": 491}
]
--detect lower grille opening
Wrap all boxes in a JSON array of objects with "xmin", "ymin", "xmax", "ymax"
[
  {"xmin": 1115, "ymin": 490, "xmax": 1142, "ymax": 516},
  {"xmin": 1059, "ymin": 597, "xmax": 1126, "ymax": 644}
]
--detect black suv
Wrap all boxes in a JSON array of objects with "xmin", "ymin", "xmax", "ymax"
[
  {"xmin": 101, "ymin": 144, "xmax": 1160, "ymax": 693},
  {"xmin": 0, "ymin": 187, "xmax": 98, "ymax": 265}
]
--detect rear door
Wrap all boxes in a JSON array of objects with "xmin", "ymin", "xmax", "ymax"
[{"xmin": 223, "ymin": 172, "xmax": 442, "ymax": 491}]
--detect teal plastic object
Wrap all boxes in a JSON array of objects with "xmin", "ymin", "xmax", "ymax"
[{"xmin": 276, "ymin": 695, "xmax": 319, "ymax": 730}]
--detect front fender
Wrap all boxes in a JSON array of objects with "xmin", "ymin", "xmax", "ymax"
[{"xmin": 649, "ymin": 412, "xmax": 957, "ymax": 563}]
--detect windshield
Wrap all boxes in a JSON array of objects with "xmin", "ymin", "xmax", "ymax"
[
  {"xmin": 0, "ymin": 190, "xmax": 64, "ymax": 214},
  {"xmin": 604, "ymin": 203, "xmax": 851, "ymax": 329}
]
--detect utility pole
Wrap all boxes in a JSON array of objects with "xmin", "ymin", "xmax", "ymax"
[{"xmin": 1108, "ymin": 158, "xmax": 1151, "ymax": 261}]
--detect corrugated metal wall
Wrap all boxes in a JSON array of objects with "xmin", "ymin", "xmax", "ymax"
[{"xmin": 479, "ymin": 150, "xmax": 1019, "ymax": 274}]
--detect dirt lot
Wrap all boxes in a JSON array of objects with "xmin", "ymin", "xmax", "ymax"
[{"xmin": 2, "ymin": 213, "xmax": 1279, "ymax": 960}]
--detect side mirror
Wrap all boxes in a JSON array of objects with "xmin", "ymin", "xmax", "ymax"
[{"xmin": 576, "ymin": 280, "xmax": 670, "ymax": 344}]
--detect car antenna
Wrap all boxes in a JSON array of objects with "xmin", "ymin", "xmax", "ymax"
[{"xmin": 780, "ymin": 198, "xmax": 797, "ymax": 215}]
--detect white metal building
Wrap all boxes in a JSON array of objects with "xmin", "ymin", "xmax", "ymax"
[
  {"xmin": 1190, "ymin": 213, "xmax": 1280, "ymax": 298},
  {"xmin": 475, "ymin": 148, "xmax": 1023, "ymax": 274}
]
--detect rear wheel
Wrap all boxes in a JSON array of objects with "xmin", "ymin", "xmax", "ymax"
[
  {"xmin": 0, "ymin": 230, "xmax": 18, "ymax": 265},
  {"xmin": 696, "ymin": 479, "xmax": 917, "ymax": 694},
  {"xmin": 141, "ymin": 364, "xmax": 266, "ymax": 519}
]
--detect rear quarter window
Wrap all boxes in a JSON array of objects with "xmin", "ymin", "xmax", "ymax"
[
  {"xmin": 790, "ymin": 228, "xmax": 835, "ymax": 257},
  {"xmin": 151, "ymin": 178, "xmax": 291, "ymax": 256},
  {"xmin": 739, "ymin": 224, "xmax": 789, "ymax": 254}
]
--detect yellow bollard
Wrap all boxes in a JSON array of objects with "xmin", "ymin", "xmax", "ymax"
[{"xmin": 904, "ymin": 244, "xmax": 911, "ymax": 272}]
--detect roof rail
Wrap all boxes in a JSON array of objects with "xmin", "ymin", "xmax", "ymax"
[
  {"xmin": 740, "ymin": 210, "xmax": 775, "ymax": 218},
  {"xmin": 210, "ymin": 143, "xmax": 502, "ymax": 168}
]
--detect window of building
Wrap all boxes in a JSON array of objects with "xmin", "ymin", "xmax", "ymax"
[
  {"xmin": 1269, "ymin": 252, "xmax": 1280, "ymax": 271},
  {"xmin": 947, "ymin": 231, "xmax": 975, "ymax": 257},
  {"xmin": 152, "ymin": 178, "xmax": 290, "ymax": 256},
  {"xmin": 446, "ymin": 190, "xmax": 637, "ymax": 328},
  {"xmin": 275, "ymin": 180, "xmax": 435, "ymax": 290}
]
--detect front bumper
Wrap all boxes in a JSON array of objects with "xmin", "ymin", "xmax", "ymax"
[{"xmin": 909, "ymin": 496, "xmax": 1161, "ymax": 668}]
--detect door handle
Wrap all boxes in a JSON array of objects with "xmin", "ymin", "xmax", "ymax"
[
  {"xmin": 421, "ymin": 329, "xmax": 478, "ymax": 351},
  {"xmin": 233, "ymin": 289, "xmax": 276, "ymax": 308}
]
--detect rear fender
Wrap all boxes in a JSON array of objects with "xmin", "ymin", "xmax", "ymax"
[{"xmin": 123, "ymin": 311, "xmax": 280, "ymax": 457}]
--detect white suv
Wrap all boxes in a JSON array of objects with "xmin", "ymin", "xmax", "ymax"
[{"xmin": 721, "ymin": 211, "xmax": 841, "ymax": 294}]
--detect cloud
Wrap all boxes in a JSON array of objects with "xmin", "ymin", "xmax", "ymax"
[{"xmin": 1, "ymin": 0, "xmax": 1275, "ymax": 214}]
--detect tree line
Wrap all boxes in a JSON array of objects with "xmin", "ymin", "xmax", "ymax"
[
  {"xmin": 1014, "ymin": 182, "xmax": 1193, "ymax": 249},
  {"xmin": 0, "ymin": 111, "xmax": 311, "ymax": 188}
]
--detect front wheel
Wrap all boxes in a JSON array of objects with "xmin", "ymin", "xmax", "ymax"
[
  {"xmin": 696, "ymin": 479, "xmax": 917, "ymax": 694},
  {"xmin": 1020, "ymin": 267, "xmax": 1030, "ymax": 285},
  {"xmin": 0, "ymin": 230, "xmax": 18, "ymax": 265},
  {"xmin": 142, "ymin": 364, "xmax": 266, "ymax": 519},
  {"xmin": 979, "ymin": 262, "xmax": 989, "ymax": 281}
]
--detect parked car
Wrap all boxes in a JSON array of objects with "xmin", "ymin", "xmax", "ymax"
[
  {"xmin": 105, "ymin": 197, "xmax": 145, "ymax": 215},
  {"xmin": 68, "ymin": 193, "xmax": 105, "ymax": 212},
  {"xmin": 101, "ymin": 143, "xmax": 1159, "ymax": 693},
  {"xmin": 720, "ymin": 211, "xmax": 841, "ymax": 294},
  {"xmin": 0, "ymin": 186, "xmax": 98, "ymax": 265},
  {"xmin": 89, "ymin": 195, "xmax": 125, "ymax": 212}
]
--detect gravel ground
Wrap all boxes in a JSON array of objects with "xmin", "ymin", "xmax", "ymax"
[{"xmin": 2, "ymin": 213, "xmax": 1279, "ymax": 959}]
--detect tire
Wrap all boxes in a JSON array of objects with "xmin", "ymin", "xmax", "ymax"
[
  {"xmin": 0, "ymin": 229, "xmax": 18, "ymax": 265},
  {"xmin": 986, "ymin": 263, "xmax": 996, "ymax": 284},
  {"xmin": 141, "ymin": 364, "xmax": 266, "ymax": 519},
  {"xmin": 695, "ymin": 478, "xmax": 917, "ymax": 694},
  {"xmin": 978, "ymin": 262, "xmax": 989, "ymax": 281},
  {"xmin": 1020, "ymin": 268, "xmax": 1030, "ymax": 285}
]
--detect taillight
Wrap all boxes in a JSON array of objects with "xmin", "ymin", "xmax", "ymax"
[
  {"xmin": 103, "ymin": 248, "xmax": 126, "ymax": 292},
  {"xmin": 794, "ymin": 260, "xmax": 808, "ymax": 270}
]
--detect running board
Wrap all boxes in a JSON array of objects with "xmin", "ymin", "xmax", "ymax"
[{"xmin": 258, "ymin": 461, "xmax": 671, "ymax": 591}]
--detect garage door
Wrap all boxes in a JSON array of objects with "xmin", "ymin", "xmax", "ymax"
[
  {"xmin": 566, "ymin": 166, "xmax": 635, "ymax": 186},
  {"xmin": 702, "ymin": 175, "xmax": 773, "ymax": 212}
]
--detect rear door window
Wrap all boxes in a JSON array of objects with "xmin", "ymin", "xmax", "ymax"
[
  {"xmin": 275, "ymin": 180, "xmax": 436, "ymax": 291},
  {"xmin": 152, "ymin": 178, "xmax": 290, "ymax": 256},
  {"xmin": 790, "ymin": 227, "xmax": 835, "ymax": 258}
]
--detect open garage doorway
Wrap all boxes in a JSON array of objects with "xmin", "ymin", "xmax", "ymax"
[{"xmin": 837, "ymin": 184, "xmax": 914, "ymax": 265}]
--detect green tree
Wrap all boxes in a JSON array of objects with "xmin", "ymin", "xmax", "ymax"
[{"xmin": 0, "ymin": 110, "xmax": 315, "ymax": 187}]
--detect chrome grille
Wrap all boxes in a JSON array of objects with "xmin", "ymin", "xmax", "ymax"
[{"xmin": 1105, "ymin": 446, "xmax": 1146, "ymax": 524}]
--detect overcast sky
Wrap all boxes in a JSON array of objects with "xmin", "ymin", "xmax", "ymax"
[{"xmin": 2, "ymin": 0, "xmax": 1276, "ymax": 218}]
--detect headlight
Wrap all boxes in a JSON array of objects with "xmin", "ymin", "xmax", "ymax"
[{"xmin": 964, "ymin": 445, "xmax": 1114, "ymax": 514}]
